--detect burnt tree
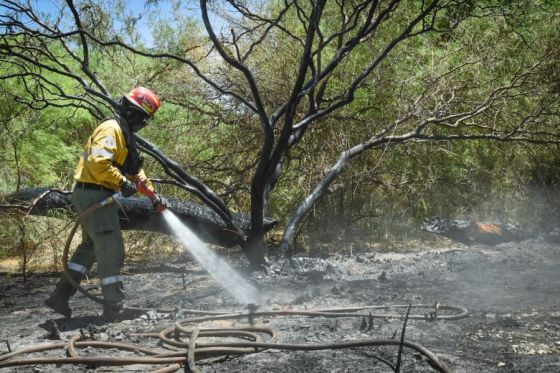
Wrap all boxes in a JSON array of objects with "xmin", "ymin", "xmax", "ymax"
[{"xmin": 1, "ymin": 0, "xmax": 559, "ymax": 262}]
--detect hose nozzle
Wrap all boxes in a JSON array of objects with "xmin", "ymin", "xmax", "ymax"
[
  {"xmin": 152, "ymin": 195, "xmax": 167, "ymax": 212},
  {"xmin": 135, "ymin": 176, "xmax": 167, "ymax": 212}
]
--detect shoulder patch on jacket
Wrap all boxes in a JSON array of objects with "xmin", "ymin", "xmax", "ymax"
[{"xmin": 103, "ymin": 136, "xmax": 116, "ymax": 147}]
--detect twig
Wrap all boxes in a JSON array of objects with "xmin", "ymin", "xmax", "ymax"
[
  {"xmin": 395, "ymin": 303, "xmax": 413, "ymax": 372},
  {"xmin": 0, "ymin": 204, "xmax": 28, "ymax": 212},
  {"xmin": 360, "ymin": 351, "xmax": 396, "ymax": 372},
  {"xmin": 25, "ymin": 188, "xmax": 70, "ymax": 218}
]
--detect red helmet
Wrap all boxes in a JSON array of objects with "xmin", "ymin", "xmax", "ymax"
[{"xmin": 125, "ymin": 87, "xmax": 161, "ymax": 117}]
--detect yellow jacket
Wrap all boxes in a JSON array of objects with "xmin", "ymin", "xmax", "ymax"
[{"xmin": 74, "ymin": 119, "xmax": 153, "ymax": 191}]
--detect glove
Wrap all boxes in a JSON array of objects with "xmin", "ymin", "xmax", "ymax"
[
  {"xmin": 152, "ymin": 194, "xmax": 168, "ymax": 211},
  {"xmin": 120, "ymin": 180, "xmax": 137, "ymax": 198}
]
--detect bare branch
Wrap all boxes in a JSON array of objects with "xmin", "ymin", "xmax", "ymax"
[{"xmin": 200, "ymin": 0, "xmax": 270, "ymax": 128}]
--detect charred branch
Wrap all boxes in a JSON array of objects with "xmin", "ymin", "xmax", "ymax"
[
  {"xmin": 421, "ymin": 216, "xmax": 526, "ymax": 246},
  {"xmin": 135, "ymin": 136, "xmax": 237, "ymax": 231},
  {"xmin": 2, "ymin": 188, "xmax": 277, "ymax": 248}
]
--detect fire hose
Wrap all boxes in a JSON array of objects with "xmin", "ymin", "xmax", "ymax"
[
  {"xmin": 9, "ymin": 187, "xmax": 469, "ymax": 372},
  {"xmin": 0, "ymin": 306, "xmax": 466, "ymax": 372}
]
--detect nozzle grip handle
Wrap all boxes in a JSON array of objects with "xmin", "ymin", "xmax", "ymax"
[{"xmin": 134, "ymin": 176, "xmax": 156, "ymax": 199}]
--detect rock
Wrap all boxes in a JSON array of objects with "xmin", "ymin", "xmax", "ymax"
[
  {"xmin": 141, "ymin": 310, "xmax": 158, "ymax": 320},
  {"xmin": 306, "ymin": 270, "xmax": 324, "ymax": 283},
  {"xmin": 545, "ymin": 228, "xmax": 560, "ymax": 243},
  {"xmin": 355, "ymin": 255, "xmax": 366, "ymax": 263},
  {"xmin": 378, "ymin": 271, "xmax": 387, "ymax": 281},
  {"xmin": 43, "ymin": 320, "xmax": 60, "ymax": 340}
]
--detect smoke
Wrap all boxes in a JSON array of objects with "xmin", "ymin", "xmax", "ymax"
[{"xmin": 162, "ymin": 210, "xmax": 260, "ymax": 305}]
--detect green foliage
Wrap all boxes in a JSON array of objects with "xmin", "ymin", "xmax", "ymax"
[
  {"xmin": 0, "ymin": 88, "xmax": 92, "ymax": 190},
  {"xmin": 1, "ymin": 0, "xmax": 559, "ymax": 263},
  {"xmin": 263, "ymin": 0, "xmax": 560, "ymax": 248}
]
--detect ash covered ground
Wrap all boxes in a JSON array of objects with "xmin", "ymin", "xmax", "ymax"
[{"xmin": 1, "ymin": 238, "xmax": 559, "ymax": 372}]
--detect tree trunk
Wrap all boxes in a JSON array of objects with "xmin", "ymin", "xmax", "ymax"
[
  {"xmin": 3, "ymin": 188, "xmax": 277, "ymax": 249},
  {"xmin": 279, "ymin": 152, "xmax": 350, "ymax": 255}
]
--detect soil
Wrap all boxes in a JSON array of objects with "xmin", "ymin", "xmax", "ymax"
[{"xmin": 1, "ymin": 238, "xmax": 559, "ymax": 372}]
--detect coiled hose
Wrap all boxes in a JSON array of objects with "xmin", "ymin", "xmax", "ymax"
[{"xmin": 0, "ymin": 306, "xmax": 465, "ymax": 372}]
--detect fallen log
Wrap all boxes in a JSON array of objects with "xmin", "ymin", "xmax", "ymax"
[{"xmin": 2, "ymin": 188, "xmax": 278, "ymax": 248}]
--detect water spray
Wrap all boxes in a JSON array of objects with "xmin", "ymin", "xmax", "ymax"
[
  {"xmin": 62, "ymin": 183, "xmax": 260, "ymax": 314},
  {"xmin": 161, "ymin": 210, "xmax": 260, "ymax": 304},
  {"xmin": 136, "ymin": 178, "xmax": 260, "ymax": 304}
]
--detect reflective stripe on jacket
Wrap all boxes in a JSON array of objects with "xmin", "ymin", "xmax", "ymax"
[{"xmin": 74, "ymin": 119, "xmax": 153, "ymax": 191}]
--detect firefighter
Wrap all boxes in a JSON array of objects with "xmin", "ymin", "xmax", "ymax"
[{"xmin": 45, "ymin": 87, "xmax": 167, "ymax": 320}]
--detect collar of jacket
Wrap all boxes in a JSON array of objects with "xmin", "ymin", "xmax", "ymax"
[{"xmin": 112, "ymin": 113, "xmax": 142, "ymax": 175}]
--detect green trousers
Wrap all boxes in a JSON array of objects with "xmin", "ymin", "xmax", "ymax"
[{"xmin": 69, "ymin": 187, "xmax": 125, "ymax": 282}]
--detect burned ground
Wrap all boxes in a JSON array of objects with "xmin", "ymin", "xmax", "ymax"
[{"xmin": 1, "ymin": 238, "xmax": 559, "ymax": 372}]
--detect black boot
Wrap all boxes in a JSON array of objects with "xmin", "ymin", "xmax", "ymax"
[
  {"xmin": 44, "ymin": 270, "xmax": 83, "ymax": 318},
  {"xmin": 101, "ymin": 282, "xmax": 145, "ymax": 321},
  {"xmin": 101, "ymin": 282, "xmax": 127, "ymax": 320}
]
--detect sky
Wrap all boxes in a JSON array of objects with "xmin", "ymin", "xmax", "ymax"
[{"xmin": 31, "ymin": 0, "xmax": 226, "ymax": 46}]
